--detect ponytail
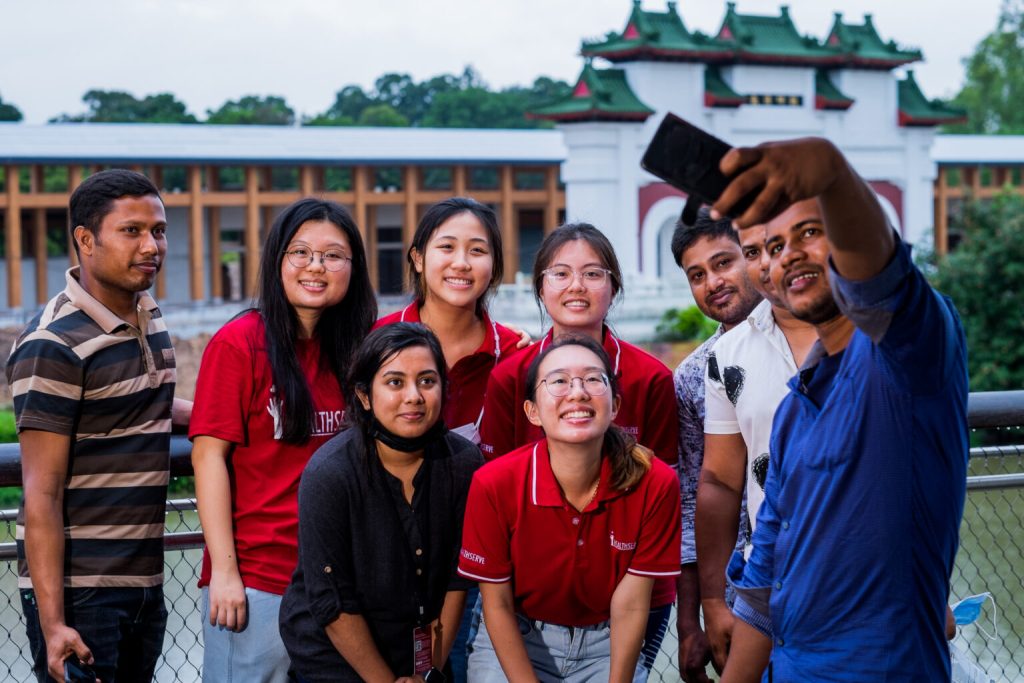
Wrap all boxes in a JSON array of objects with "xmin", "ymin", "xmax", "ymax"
[{"xmin": 603, "ymin": 424, "xmax": 652, "ymax": 491}]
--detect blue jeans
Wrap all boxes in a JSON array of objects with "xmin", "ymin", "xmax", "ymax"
[
  {"xmin": 21, "ymin": 585, "xmax": 167, "ymax": 683},
  {"xmin": 468, "ymin": 614, "xmax": 646, "ymax": 682},
  {"xmin": 201, "ymin": 586, "xmax": 291, "ymax": 683},
  {"xmin": 639, "ymin": 604, "xmax": 672, "ymax": 674}
]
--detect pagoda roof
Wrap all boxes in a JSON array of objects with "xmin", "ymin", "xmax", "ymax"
[
  {"xmin": 824, "ymin": 12, "xmax": 922, "ymax": 68},
  {"xmin": 897, "ymin": 71, "xmax": 966, "ymax": 127},
  {"xmin": 581, "ymin": 0, "xmax": 731, "ymax": 62},
  {"xmin": 705, "ymin": 67, "xmax": 745, "ymax": 108},
  {"xmin": 528, "ymin": 62, "xmax": 655, "ymax": 123},
  {"xmin": 815, "ymin": 70, "xmax": 854, "ymax": 111},
  {"xmin": 714, "ymin": 3, "xmax": 843, "ymax": 66}
]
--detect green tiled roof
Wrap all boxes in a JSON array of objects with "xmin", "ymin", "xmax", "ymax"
[
  {"xmin": 897, "ymin": 71, "xmax": 966, "ymax": 127},
  {"xmin": 705, "ymin": 67, "xmax": 744, "ymax": 107},
  {"xmin": 824, "ymin": 13, "xmax": 921, "ymax": 67},
  {"xmin": 581, "ymin": 0, "xmax": 732, "ymax": 62},
  {"xmin": 528, "ymin": 62, "xmax": 654, "ymax": 123},
  {"xmin": 815, "ymin": 70, "xmax": 854, "ymax": 110},
  {"xmin": 716, "ymin": 3, "xmax": 843, "ymax": 65}
]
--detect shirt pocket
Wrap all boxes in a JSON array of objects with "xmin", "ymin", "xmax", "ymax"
[{"xmin": 802, "ymin": 380, "xmax": 861, "ymax": 471}]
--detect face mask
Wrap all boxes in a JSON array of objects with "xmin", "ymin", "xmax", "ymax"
[
  {"xmin": 951, "ymin": 593, "xmax": 998, "ymax": 641},
  {"xmin": 370, "ymin": 416, "xmax": 448, "ymax": 453}
]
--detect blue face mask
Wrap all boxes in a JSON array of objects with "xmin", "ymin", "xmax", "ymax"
[{"xmin": 951, "ymin": 592, "xmax": 998, "ymax": 640}]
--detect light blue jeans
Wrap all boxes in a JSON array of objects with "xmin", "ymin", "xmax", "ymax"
[
  {"xmin": 468, "ymin": 613, "xmax": 646, "ymax": 682},
  {"xmin": 200, "ymin": 586, "xmax": 290, "ymax": 683}
]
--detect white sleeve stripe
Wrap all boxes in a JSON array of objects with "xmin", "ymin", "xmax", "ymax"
[
  {"xmin": 458, "ymin": 569, "xmax": 512, "ymax": 583},
  {"xmin": 627, "ymin": 568, "xmax": 682, "ymax": 577}
]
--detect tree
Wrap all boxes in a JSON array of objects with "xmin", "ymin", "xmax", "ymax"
[
  {"xmin": 928, "ymin": 192, "xmax": 1024, "ymax": 391},
  {"xmin": 945, "ymin": 0, "xmax": 1024, "ymax": 133},
  {"xmin": 51, "ymin": 90, "xmax": 197, "ymax": 123},
  {"xmin": 305, "ymin": 85, "xmax": 369, "ymax": 125},
  {"xmin": 206, "ymin": 95, "xmax": 295, "ymax": 125},
  {"xmin": 357, "ymin": 104, "xmax": 408, "ymax": 127},
  {"xmin": 0, "ymin": 93, "xmax": 22, "ymax": 121}
]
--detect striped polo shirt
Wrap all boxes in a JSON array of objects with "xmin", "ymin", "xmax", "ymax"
[{"xmin": 6, "ymin": 268, "xmax": 175, "ymax": 589}]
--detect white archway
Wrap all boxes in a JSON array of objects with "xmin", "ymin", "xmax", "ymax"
[{"xmin": 640, "ymin": 196, "xmax": 685, "ymax": 278}]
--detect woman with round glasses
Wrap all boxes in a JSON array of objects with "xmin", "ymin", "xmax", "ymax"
[
  {"xmin": 190, "ymin": 198, "xmax": 376, "ymax": 682},
  {"xmin": 461, "ymin": 336, "xmax": 680, "ymax": 682},
  {"xmin": 478, "ymin": 222, "xmax": 680, "ymax": 676}
]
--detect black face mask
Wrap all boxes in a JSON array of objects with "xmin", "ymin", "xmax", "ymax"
[{"xmin": 369, "ymin": 416, "xmax": 448, "ymax": 453}]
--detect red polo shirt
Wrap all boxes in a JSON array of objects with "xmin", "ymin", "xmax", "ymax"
[
  {"xmin": 458, "ymin": 440, "xmax": 680, "ymax": 626},
  {"xmin": 479, "ymin": 327, "xmax": 678, "ymax": 466},
  {"xmin": 374, "ymin": 303, "xmax": 521, "ymax": 434}
]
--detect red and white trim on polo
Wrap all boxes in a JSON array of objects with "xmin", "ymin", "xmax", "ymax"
[{"xmin": 458, "ymin": 440, "xmax": 681, "ymax": 626}]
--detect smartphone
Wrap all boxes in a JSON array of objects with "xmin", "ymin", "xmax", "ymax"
[
  {"xmin": 64, "ymin": 656, "xmax": 97, "ymax": 683},
  {"xmin": 640, "ymin": 113, "xmax": 755, "ymax": 224}
]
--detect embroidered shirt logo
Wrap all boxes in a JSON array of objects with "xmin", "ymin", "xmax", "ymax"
[
  {"xmin": 609, "ymin": 532, "xmax": 636, "ymax": 551},
  {"xmin": 461, "ymin": 549, "xmax": 486, "ymax": 565}
]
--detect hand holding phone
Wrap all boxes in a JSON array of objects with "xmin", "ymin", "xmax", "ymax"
[
  {"xmin": 64, "ymin": 655, "xmax": 98, "ymax": 683},
  {"xmin": 640, "ymin": 113, "xmax": 756, "ymax": 226}
]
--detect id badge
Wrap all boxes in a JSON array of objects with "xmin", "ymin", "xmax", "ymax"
[{"xmin": 413, "ymin": 626, "xmax": 432, "ymax": 675}]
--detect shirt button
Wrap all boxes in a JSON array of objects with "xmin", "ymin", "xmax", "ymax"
[
  {"xmin": 775, "ymin": 582, "xmax": 782, "ymax": 590},
  {"xmin": 416, "ymin": 569, "xmax": 423, "ymax": 576},
  {"xmin": 577, "ymin": 539, "xmax": 584, "ymax": 547},
  {"xmin": 782, "ymin": 521, "xmax": 790, "ymax": 530},
  {"xmin": 415, "ymin": 548, "xmax": 423, "ymax": 556},
  {"xmin": 572, "ymin": 517, "xmax": 580, "ymax": 526},
  {"xmin": 777, "ymin": 638, "xmax": 784, "ymax": 646},
  {"xmin": 323, "ymin": 565, "xmax": 332, "ymax": 574}
]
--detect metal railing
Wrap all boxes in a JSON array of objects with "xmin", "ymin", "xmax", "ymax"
[{"xmin": 0, "ymin": 392, "xmax": 1021, "ymax": 681}]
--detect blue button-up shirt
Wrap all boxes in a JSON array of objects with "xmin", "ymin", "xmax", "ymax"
[{"xmin": 731, "ymin": 238, "xmax": 968, "ymax": 681}]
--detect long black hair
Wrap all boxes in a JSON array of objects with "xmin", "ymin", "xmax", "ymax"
[
  {"xmin": 524, "ymin": 334, "xmax": 651, "ymax": 491},
  {"xmin": 345, "ymin": 322, "xmax": 449, "ymax": 444},
  {"xmin": 257, "ymin": 197, "xmax": 377, "ymax": 443},
  {"xmin": 406, "ymin": 197, "xmax": 504, "ymax": 316}
]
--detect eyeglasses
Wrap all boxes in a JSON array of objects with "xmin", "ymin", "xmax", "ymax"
[
  {"xmin": 542, "ymin": 266, "xmax": 612, "ymax": 291},
  {"xmin": 538, "ymin": 371, "xmax": 610, "ymax": 398},
  {"xmin": 284, "ymin": 247, "xmax": 352, "ymax": 272}
]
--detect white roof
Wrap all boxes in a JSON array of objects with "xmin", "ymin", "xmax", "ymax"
[
  {"xmin": 0, "ymin": 123, "xmax": 567, "ymax": 165},
  {"xmin": 932, "ymin": 134, "xmax": 1024, "ymax": 165}
]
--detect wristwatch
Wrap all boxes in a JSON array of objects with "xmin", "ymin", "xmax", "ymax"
[{"xmin": 424, "ymin": 668, "xmax": 447, "ymax": 683}]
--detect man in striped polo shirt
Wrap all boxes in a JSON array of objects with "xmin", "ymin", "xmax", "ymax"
[{"xmin": 6, "ymin": 169, "xmax": 191, "ymax": 683}]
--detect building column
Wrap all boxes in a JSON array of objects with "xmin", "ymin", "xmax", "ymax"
[
  {"xmin": 68, "ymin": 165, "xmax": 81, "ymax": 268},
  {"xmin": 5, "ymin": 165, "xmax": 23, "ymax": 309},
  {"xmin": 499, "ymin": 165, "xmax": 517, "ymax": 282},
  {"xmin": 244, "ymin": 167, "xmax": 260, "ymax": 297},
  {"xmin": 367, "ymin": 205, "xmax": 379, "ymax": 292},
  {"xmin": 453, "ymin": 165, "xmax": 467, "ymax": 197},
  {"xmin": 207, "ymin": 167, "xmax": 222, "ymax": 302},
  {"xmin": 188, "ymin": 166, "xmax": 204, "ymax": 302},
  {"xmin": 300, "ymin": 166, "xmax": 315, "ymax": 196},
  {"xmin": 31, "ymin": 166, "xmax": 48, "ymax": 304},
  {"xmin": 403, "ymin": 165, "xmax": 418, "ymax": 249},
  {"xmin": 544, "ymin": 166, "xmax": 560, "ymax": 235},
  {"xmin": 934, "ymin": 167, "xmax": 948, "ymax": 256}
]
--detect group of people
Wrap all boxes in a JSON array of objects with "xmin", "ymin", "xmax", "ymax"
[{"xmin": 6, "ymin": 135, "xmax": 967, "ymax": 683}]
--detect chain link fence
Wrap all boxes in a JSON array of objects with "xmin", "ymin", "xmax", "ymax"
[{"xmin": 0, "ymin": 431, "xmax": 1020, "ymax": 681}]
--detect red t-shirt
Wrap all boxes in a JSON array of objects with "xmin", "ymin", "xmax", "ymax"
[
  {"xmin": 458, "ymin": 440, "xmax": 680, "ymax": 626},
  {"xmin": 190, "ymin": 311, "xmax": 346, "ymax": 595},
  {"xmin": 374, "ymin": 303, "xmax": 520, "ymax": 435}
]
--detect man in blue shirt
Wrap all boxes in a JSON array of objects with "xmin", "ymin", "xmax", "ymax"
[{"xmin": 710, "ymin": 139, "xmax": 968, "ymax": 682}]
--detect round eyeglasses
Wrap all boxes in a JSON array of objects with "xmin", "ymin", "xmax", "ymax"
[
  {"xmin": 284, "ymin": 247, "xmax": 352, "ymax": 272},
  {"xmin": 539, "ymin": 371, "xmax": 610, "ymax": 398},
  {"xmin": 541, "ymin": 266, "xmax": 612, "ymax": 291}
]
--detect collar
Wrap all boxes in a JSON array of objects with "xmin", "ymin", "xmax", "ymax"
[
  {"xmin": 401, "ymin": 301, "xmax": 503, "ymax": 361},
  {"xmin": 748, "ymin": 299, "xmax": 776, "ymax": 334},
  {"xmin": 63, "ymin": 267, "xmax": 159, "ymax": 334},
  {"xmin": 790, "ymin": 340, "xmax": 829, "ymax": 393},
  {"xmin": 538, "ymin": 325, "xmax": 622, "ymax": 376},
  {"xmin": 530, "ymin": 440, "xmax": 623, "ymax": 510}
]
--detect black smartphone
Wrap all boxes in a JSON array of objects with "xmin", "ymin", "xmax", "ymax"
[
  {"xmin": 640, "ymin": 113, "xmax": 755, "ymax": 224},
  {"xmin": 64, "ymin": 656, "xmax": 97, "ymax": 683}
]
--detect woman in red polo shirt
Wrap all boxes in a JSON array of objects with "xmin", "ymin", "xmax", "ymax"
[
  {"xmin": 460, "ymin": 336, "xmax": 681, "ymax": 682},
  {"xmin": 478, "ymin": 222, "xmax": 679, "ymax": 672},
  {"xmin": 375, "ymin": 197, "xmax": 521, "ymax": 444},
  {"xmin": 190, "ymin": 198, "xmax": 376, "ymax": 682}
]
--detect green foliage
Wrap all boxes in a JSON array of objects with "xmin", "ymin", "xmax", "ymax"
[
  {"xmin": 656, "ymin": 306, "xmax": 719, "ymax": 342},
  {"xmin": 52, "ymin": 90, "xmax": 197, "ymax": 123},
  {"xmin": 0, "ymin": 93, "xmax": 23, "ymax": 122},
  {"xmin": 207, "ymin": 95, "xmax": 295, "ymax": 125},
  {"xmin": 928, "ymin": 193, "xmax": 1024, "ymax": 391},
  {"xmin": 357, "ymin": 104, "xmax": 408, "ymax": 127},
  {"xmin": 0, "ymin": 411, "xmax": 16, "ymax": 443},
  {"xmin": 945, "ymin": 0, "xmax": 1024, "ymax": 133}
]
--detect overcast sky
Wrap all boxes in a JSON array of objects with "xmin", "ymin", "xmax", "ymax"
[{"xmin": 0, "ymin": 0, "xmax": 1004, "ymax": 124}]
